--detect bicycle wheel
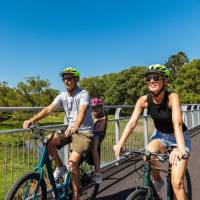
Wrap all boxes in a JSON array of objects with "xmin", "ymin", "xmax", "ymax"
[
  {"xmin": 79, "ymin": 165, "xmax": 99, "ymax": 200},
  {"xmin": 126, "ymin": 188, "xmax": 148, "ymax": 200},
  {"xmin": 5, "ymin": 172, "xmax": 47, "ymax": 200},
  {"xmin": 185, "ymin": 168, "xmax": 192, "ymax": 200}
]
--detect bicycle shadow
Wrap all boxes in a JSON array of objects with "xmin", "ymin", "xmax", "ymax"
[{"xmin": 96, "ymin": 188, "xmax": 135, "ymax": 200}]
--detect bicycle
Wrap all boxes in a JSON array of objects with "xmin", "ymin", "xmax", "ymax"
[
  {"xmin": 121, "ymin": 147, "xmax": 192, "ymax": 200},
  {"xmin": 5, "ymin": 124, "xmax": 99, "ymax": 200}
]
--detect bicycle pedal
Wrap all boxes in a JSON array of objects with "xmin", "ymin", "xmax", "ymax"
[{"xmin": 56, "ymin": 177, "xmax": 64, "ymax": 184}]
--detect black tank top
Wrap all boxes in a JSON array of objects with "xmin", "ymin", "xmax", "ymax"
[{"xmin": 147, "ymin": 91, "xmax": 187, "ymax": 134}]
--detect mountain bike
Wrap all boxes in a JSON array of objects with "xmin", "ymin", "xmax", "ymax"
[
  {"xmin": 121, "ymin": 148, "xmax": 192, "ymax": 200},
  {"xmin": 5, "ymin": 124, "xmax": 99, "ymax": 200}
]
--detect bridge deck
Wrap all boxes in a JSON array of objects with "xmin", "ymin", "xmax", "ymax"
[{"xmin": 81, "ymin": 126, "xmax": 200, "ymax": 200}]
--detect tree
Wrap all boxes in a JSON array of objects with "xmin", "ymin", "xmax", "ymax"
[
  {"xmin": 173, "ymin": 59, "xmax": 200, "ymax": 103},
  {"xmin": 80, "ymin": 66, "xmax": 147, "ymax": 105},
  {"xmin": 16, "ymin": 76, "xmax": 59, "ymax": 106},
  {"xmin": 165, "ymin": 51, "xmax": 189, "ymax": 74}
]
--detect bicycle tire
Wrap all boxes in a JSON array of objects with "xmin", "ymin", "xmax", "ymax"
[
  {"xmin": 185, "ymin": 168, "xmax": 192, "ymax": 200},
  {"xmin": 5, "ymin": 172, "xmax": 47, "ymax": 200},
  {"xmin": 126, "ymin": 188, "xmax": 149, "ymax": 200},
  {"xmin": 79, "ymin": 166, "xmax": 99, "ymax": 200}
]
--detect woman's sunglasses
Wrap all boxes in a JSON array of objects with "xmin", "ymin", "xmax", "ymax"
[{"xmin": 145, "ymin": 75, "xmax": 163, "ymax": 82}]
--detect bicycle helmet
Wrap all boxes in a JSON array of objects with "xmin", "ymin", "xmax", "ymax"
[
  {"xmin": 145, "ymin": 64, "xmax": 170, "ymax": 77},
  {"xmin": 91, "ymin": 97, "xmax": 103, "ymax": 107},
  {"xmin": 60, "ymin": 67, "xmax": 80, "ymax": 80}
]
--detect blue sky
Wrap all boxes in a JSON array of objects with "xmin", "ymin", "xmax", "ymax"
[{"xmin": 0, "ymin": 0, "xmax": 200, "ymax": 91}]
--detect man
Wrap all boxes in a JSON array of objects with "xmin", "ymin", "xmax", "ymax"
[{"xmin": 23, "ymin": 67, "xmax": 94, "ymax": 200}]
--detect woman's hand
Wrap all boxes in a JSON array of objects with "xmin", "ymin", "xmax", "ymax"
[
  {"xmin": 113, "ymin": 144, "xmax": 123, "ymax": 158},
  {"xmin": 169, "ymin": 148, "xmax": 188, "ymax": 166}
]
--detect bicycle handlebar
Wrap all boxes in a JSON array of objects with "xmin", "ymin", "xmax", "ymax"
[
  {"xmin": 28, "ymin": 123, "xmax": 68, "ymax": 141},
  {"xmin": 120, "ymin": 147, "xmax": 187, "ymax": 162}
]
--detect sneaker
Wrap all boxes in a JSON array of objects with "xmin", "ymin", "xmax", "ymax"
[
  {"xmin": 95, "ymin": 173, "xmax": 103, "ymax": 184},
  {"xmin": 154, "ymin": 179, "xmax": 164, "ymax": 194},
  {"xmin": 53, "ymin": 165, "xmax": 67, "ymax": 180}
]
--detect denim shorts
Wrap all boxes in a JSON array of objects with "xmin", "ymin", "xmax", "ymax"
[{"xmin": 150, "ymin": 130, "xmax": 191, "ymax": 153}]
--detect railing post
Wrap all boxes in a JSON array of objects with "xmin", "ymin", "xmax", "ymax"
[
  {"xmin": 115, "ymin": 107, "xmax": 122, "ymax": 144},
  {"xmin": 143, "ymin": 108, "xmax": 148, "ymax": 148},
  {"xmin": 182, "ymin": 105, "xmax": 188, "ymax": 126},
  {"xmin": 198, "ymin": 105, "xmax": 200, "ymax": 126},
  {"xmin": 191, "ymin": 105, "xmax": 195, "ymax": 128}
]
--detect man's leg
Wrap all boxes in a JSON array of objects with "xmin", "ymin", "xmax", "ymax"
[
  {"xmin": 68, "ymin": 151, "xmax": 81, "ymax": 200},
  {"xmin": 47, "ymin": 134, "xmax": 63, "ymax": 167}
]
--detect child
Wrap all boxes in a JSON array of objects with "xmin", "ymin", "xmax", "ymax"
[{"xmin": 91, "ymin": 97, "xmax": 108, "ymax": 184}]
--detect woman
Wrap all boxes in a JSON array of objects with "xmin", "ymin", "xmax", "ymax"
[{"xmin": 113, "ymin": 64, "xmax": 191, "ymax": 200}]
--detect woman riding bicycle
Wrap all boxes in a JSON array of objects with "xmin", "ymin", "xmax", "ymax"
[{"xmin": 113, "ymin": 64, "xmax": 191, "ymax": 200}]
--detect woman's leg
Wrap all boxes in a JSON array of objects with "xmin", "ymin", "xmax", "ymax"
[
  {"xmin": 171, "ymin": 152, "xmax": 188, "ymax": 200},
  {"xmin": 147, "ymin": 139, "xmax": 167, "ymax": 181}
]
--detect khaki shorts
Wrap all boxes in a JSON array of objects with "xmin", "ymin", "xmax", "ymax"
[{"xmin": 56, "ymin": 131, "xmax": 93, "ymax": 155}]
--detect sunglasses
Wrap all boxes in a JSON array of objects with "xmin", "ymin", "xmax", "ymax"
[
  {"xmin": 145, "ymin": 75, "xmax": 163, "ymax": 82},
  {"xmin": 62, "ymin": 77, "xmax": 74, "ymax": 82}
]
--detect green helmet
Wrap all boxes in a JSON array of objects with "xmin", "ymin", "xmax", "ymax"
[
  {"xmin": 60, "ymin": 67, "xmax": 80, "ymax": 79},
  {"xmin": 145, "ymin": 64, "xmax": 170, "ymax": 77}
]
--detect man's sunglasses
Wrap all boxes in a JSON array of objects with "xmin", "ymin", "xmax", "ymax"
[
  {"xmin": 62, "ymin": 77, "xmax": 74, "ymax": 81},
  {"xmin": 145, "ymin": 75, "xmax": 163, "ymax": 82}
]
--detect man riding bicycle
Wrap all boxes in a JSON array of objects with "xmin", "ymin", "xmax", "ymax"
[
  {"xmin": 113, "ymin": 64, "xmax": 191, "ymax": 200},
  {"xmin": 23, "ymin": 67, "xmax": 94, "ymax": 200}
]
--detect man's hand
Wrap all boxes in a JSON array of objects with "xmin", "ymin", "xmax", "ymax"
[
  {"xmin": 23, "ymin": 120, "xmax": 34, "ymax": 129},
  {"xmin": 64, "ymin": 125, "xmax": 78, "ymax": 137},
  {"xmin": 113, "ymin": 144, "xmax": 123, "ymax": 158}
]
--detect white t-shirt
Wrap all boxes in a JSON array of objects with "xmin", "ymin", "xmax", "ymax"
[{"xmin": 52, "ymin": 87, "xmax": 94, "ymax": 133}]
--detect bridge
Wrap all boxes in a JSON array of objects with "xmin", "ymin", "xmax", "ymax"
[{"xmin": 0, "ymin": 105, "xmax": 200, "ymax": 199}]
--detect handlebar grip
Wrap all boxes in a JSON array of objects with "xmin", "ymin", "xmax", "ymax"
[
  {"xmin": 182, "ymin": 153, "xmax": 188, "ymax": 160},
  {"xmin": 28, "ymin": 123, "xmax": 37, "ymax": 129}
]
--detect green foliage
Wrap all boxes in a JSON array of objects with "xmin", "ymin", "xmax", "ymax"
[
  {"xmin": 16, "ymin": 76, "xmax": 59, "ymax": 106},
  {"xmin": 173, "ymin": 59, "xmax": 200, "ymax": 103},
  {"xmin": 0, "ymin": 77, "xmax": 59, "ymax": 122},
  {"xmin": 80, "ymin": 66, "xmax": 148, "ymax": 105},
  {"xmin": 0, "ymin": 51, "xmax": 199, "ymax": 112},
  {"xmin": 165, "ymin": 51, "xmax": 189, "ymax": 74}
]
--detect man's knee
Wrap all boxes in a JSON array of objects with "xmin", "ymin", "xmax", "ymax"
[
  {"xmin": 48, "ymin": 134, "xmax": 61, "ymax": 146},
  {"xmin": 68, "ymin": 160, "xmax": 79, "ymax": 173}
]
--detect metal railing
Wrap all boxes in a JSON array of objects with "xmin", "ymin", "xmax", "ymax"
[{"xmin": 0, "ymin": 104, "xmax": 200, "ymax": 198}]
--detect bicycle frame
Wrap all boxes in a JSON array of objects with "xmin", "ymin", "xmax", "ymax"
[
  {"xmin": 142, "ymin": 156, "xmax": 160, "ymax": 200},
  {"xmin": 142, "ymin": 154, "xmax": 174, "ymax": 200},
  {"xmin": 34, "ymin": 139, "xmax": 72, "ymax": 199}
]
